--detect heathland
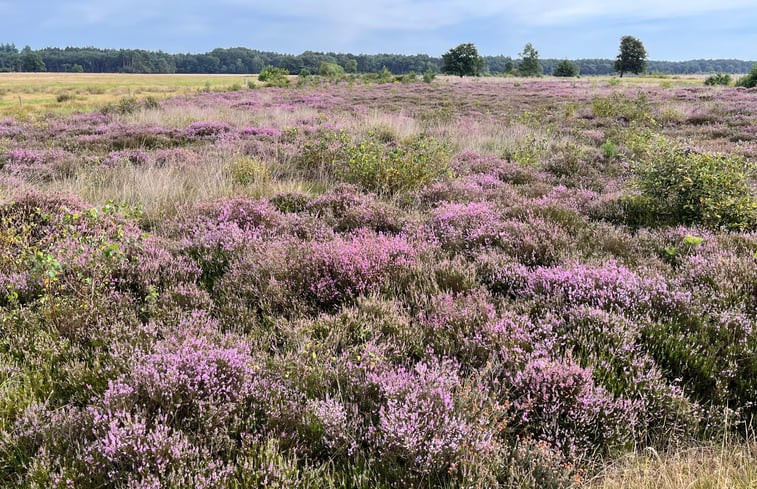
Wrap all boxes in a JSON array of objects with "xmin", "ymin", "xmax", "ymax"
[{"xmin": 0, "ymin": 74, "xmax": 755, "ymax": 488}]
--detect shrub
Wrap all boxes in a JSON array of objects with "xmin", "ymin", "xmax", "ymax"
[
  {"xmin": 336, "ymin": 133, "xmax": 452, "ymax": 195},
  {"xmin": 633, "ymin": 136, "xmax": 757, "ymax": 230},
  {"xmin": 227, "ymin": 156, "xmax": 270, "ymax": 186},
  {"xmin": 423, "ymin": 68, "xmax": 436, "ymax": 83},
  {"xmin": 591, "ymin": 92, "xmax": 652, "ymax": 123},
  {"xmin": 644, "ymin": 311, "xmax": 757, "ymax": 426},
  {"xmin": 319, "ymin": 62, "xmax": 345, "ymax": 79},
  {"xmin": 258, "ymin": 66, "xmax": 290, "ymax": 87},
  {"xmin": 553, "ymin": 60, "xmax": 579, "ymax": 77},
  {"xmin": 735, "ymin": 63, "xmax": 757, "ymax": 88},
  {"xmin": 186, "ymin": 121, "xmax": 233, "ymax": 138},
  {"xmin": 509, "ymin": 357, "xmax": 639, "ymax": 459},
  {"xmin": 704, "ymin": 73, "xmax": 732, "ymax": 86}
]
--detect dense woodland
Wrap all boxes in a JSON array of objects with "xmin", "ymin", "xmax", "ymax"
[{"xmin": 0, "ymin": 44, "xmax": 754, "ymax": 75}]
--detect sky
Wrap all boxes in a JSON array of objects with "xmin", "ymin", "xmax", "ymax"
[{"xmin": 3, "ymin": 0, "xmax": 757, "ymax": 60}]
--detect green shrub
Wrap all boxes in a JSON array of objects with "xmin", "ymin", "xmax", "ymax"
[
  {"xmin": 704, "ymin": 73, "xmax": 732, "ymax": 86},
  {"xmin": 591, "ymin": 92, "xmax": 652, "ymax": 123},
  {"xmin": 335, "ymin": 133, "xmax": 452, "ymax": 195},
  {"xmin": 553, "ymin": 60, "xmax": 579, "ymax": 77},
  {"xmin": 423, "ymin": 68, "xmax": 436, "ymax": 83},
  {"xmin": 258, "ymin": 66, "xmax": 290, "ymax": 87},
  {"xmin": 633, "ymin": 136, "xmax": 757, "ymax": 230},
  {"xmin": 601, "ymin": 140, "xmax": 620, "ymax": 160},
  {"xmin": 735, "ymin": 63, "xmax": 757, "ymax": 88},
  {"xmin": 142, "ymin": 96, "xmax": 160, "ymax": 110},
  {"xmin": 644, "ymin": 312, "xmax": 757, "ymax": 426},
  {"xmin": 319, "ymin": 62, "xmax": 345, "ymax": 79},
  {"xmin": 227, "ymin": 156, "xmax": 270, "ymax": 186}
]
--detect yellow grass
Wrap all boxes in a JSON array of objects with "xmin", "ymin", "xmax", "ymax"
[
  {"xmin": 583, "ymin": 442, "xmax": 757, "ymax": 489},
  {"xmin": 0, "ymin": 73, "xmax": 256, "ymax": 118}
]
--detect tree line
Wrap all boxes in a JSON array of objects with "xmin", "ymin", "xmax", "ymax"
[{"xmin": 0, "ymin": 44, "xmax": 754, "ymax": 76}]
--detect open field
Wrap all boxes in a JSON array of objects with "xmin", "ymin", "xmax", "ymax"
[
  {"xmin": 0, "ymin": 72, "xmax": 710, "ymax": 118},
  {"xmin": 0, "ymin": 75, "xmax": 755, "ymax": 488},
  {"xmin": 0, "ymin": 73, "xmax": 256, "ymax": 117}
]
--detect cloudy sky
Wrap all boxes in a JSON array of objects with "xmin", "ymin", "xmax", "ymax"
[{"xmin": 4, "ymin": 0, "xmax": 757, "ymax": 59}]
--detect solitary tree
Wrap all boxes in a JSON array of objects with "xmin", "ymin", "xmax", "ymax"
[
  {"xmin": 518, "ymin": 43, "xmax": 542, "ymax": 77},
  {"xmin": 614, "ymin": 36, "xmax": 647, "ymax": 77},
  {"xmin": 553, "ymin": 59, "xmax": 579, "ymax": 77},
  {"xmin": 441, "ymin": 43, "xmax": 484, "ymax": 77}
]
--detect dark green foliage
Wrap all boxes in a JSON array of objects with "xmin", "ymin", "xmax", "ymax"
[
  {"xmin": 735, "ymin": 63, "xmax": 757, "ymax": 88},
  {"xmin": 704, "ymin": 73, "xmax": 732, "ymax": 86},
  {"xmin": 614, "ymin": 36, "xmax": 647, "ymax": 77},
  {"xmin": 441, "ymin": 43, "xmax": 484, "ymax": 77},
  {"xmin": 344, "ymin": 59, "xmax": 358, "ymax": 74},
  {"xmin": 552, "ymin": 60, "xmax": 579, "ymax": 77},
  {"xmin": 518, "ymin": 43, "xmax": 543, "ymax": 77},
  {"xmin": 644, "ymin": 313, "xmax": 757, "ymax": 424},
  {"xmin": 20, "ymin": 46, "xmax": 45, "ymax": 72}
]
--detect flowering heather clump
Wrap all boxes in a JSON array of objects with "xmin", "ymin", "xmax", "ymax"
[
  {"xmin": 485, "ymin": 260, "xmax": 684, "ymax": 316},
  {"xmin": 2, "ymin": 148, "xmax": 76, "ymax": 181},
  {"xmin": 185, "ymin": 121, "xmax": 234, "ymax": 138},
  {"xmin": 369, "ymin": 359, "xmax": 472, "ymax": 473},
  {"xmin": 240, "ymin": 127, "xmax": 282, "ymax": 138},
  {"xmin": 509, "ymin": 357, "xmax": 640, "ymax": 459},
  {"xmin": 427, "ymin": 201, "xmax": 505, "ymax": 252},
  {"xmin": 101, "ymin": 149, "xmax": 150, "ymax": 166},
  {"xmin": 306, "ymin": 184, "xmax": 406, "ymax": 233}
]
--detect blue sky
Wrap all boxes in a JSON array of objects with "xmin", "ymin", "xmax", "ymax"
[{"xmin": 3, "ymin": 0, "xmax": 757, "ymax": 60}]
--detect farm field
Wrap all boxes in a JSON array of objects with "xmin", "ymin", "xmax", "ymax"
[{"xmin": 0, "ymin": 74, "xmax": 756, "ymax": 488}]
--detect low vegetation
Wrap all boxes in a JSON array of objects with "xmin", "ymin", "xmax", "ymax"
[{"xmin": 0, "ymin": 74, "xmax": 755, "ymax": 488}]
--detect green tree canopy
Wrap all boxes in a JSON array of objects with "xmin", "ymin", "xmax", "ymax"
[
  {"xmin": 553, "ymin": 59, "xmax": 579, "ymax": 77},
  {"xmin": 441, "ymin": 43, "xmax": 484, "ymax": 77},
  {"xmin": 518, "ymin": 43, "xmax": 543, "ymax": 77},
  {"xmin": 20, "ymin": 46, "xmax": 45, "ymax": 72},
  {"xmin": 614, "ymin": 36, "xmax": 647, "ymax": 77}
]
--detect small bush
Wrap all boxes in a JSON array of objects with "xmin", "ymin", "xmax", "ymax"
[
  {"xmin": 423, "ymin": 68, "xmax": 436, "ymax": 83},
  {"xmin": 633, "ymin": 136, "xmax": 756, "ymax": 230},
  {"xmin": 704, "ymin": 73, "xmax": 732, "ymax": 86},
  {"xmin": 227, "ymin": 156, "xmax": 270, "ymax": 186},
  {"xmin": 735, "ymin": 63, "xmax": 757, "ymax": 88},
  {"xmin": 336, "ymin": 133, "xmax": 452, "ymax": 195},
  {"xmin": 319, "ymin": 62, "xmax": 345, "ymax": 79},
  {"xmin": 258, "ymin": 66, "xmax": 290, "ymax": 87},
  {"xmin": 553, "ymin": 60, "xmax": 579, "ymax": 77}
]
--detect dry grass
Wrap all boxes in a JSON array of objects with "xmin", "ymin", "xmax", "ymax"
[
  {"xmin": 0, "ymin": 73, "xmax": 255, "ymax": 117},
  {"xmin": 583, "ymin": 441, "xmax": 757, "ymax": 489}
]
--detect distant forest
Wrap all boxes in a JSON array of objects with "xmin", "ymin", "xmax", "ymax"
[{"xmin": 1, "ymin": 44, "xmax": 754, "ymax": 76}]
